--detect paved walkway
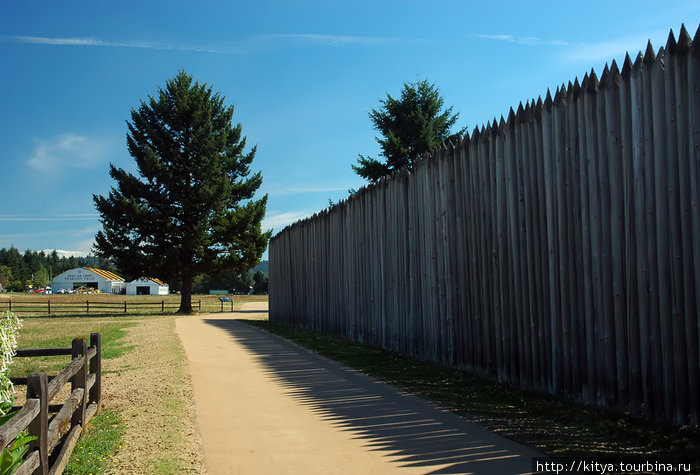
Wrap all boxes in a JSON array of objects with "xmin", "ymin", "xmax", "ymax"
[{"xmin": 176, "ymin": 302, "xmax": 543, "ymax": 474}]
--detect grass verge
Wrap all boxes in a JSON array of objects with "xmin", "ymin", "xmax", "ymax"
[
  {"xmin": 8, "ymin": 314, "xmax": 204, "ymax": 473},
  {"xmin": 246, "ymin": 320, "xmax": 700, "ymax": 468},
  {"xmin": 64, "ymin": 410, "xmax": 123, "ymax": 475},
  {"xmin": 10, "ymin": 317, "xmax": 135, "ymax": 376}
]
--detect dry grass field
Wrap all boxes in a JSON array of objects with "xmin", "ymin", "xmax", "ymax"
[{"xmin": 0, "ymin": 292, "xmax": 267, "ymax": 316}]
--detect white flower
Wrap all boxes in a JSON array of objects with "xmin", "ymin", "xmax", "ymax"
[{"xmin": 0, "ymin": 311, "xmax": 23, "ymax": 413}]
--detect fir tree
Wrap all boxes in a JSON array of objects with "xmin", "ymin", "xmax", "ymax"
[
  {"xmin": 94, "ymin": 71, "xmax": 270, "ymax": 313},
  {"xmin": 353, "ymin": 79, "xmax": 464, "ymax": 182}
]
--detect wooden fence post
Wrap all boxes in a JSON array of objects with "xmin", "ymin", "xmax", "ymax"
[
  {"xmin": 162, "ymin": 300, "xmax": 165, "ymax": 312},
  {"xmin": 124, "ymin": 301, "xmax": 127, "ymax": 313},
  {"xmin": 89, "ymin": 333, "xmax": 102, "ymax": 414},
  {"xmin": 47, "ymin": 301, "xmax": 50, "ymax": 315},
  {"xmin": 199, "ymin": 299, "xmax": 201, "ymax": 311},
  {"xmin": 71, "ymin": 339, "xmax": 88, "ymax": 428},
  {"xmin": 27, "ymin": 372, "xmax": 48, "ymax": 475},
  {"xmin": 8, "ymin": 300, "xmax": 11, "ymax": 312}
]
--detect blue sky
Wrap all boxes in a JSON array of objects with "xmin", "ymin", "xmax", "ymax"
[{"xmin": 1, "ymin": 1, "xmax": 698, "ymax": 258}]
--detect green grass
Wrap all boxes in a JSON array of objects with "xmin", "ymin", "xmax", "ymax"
[
  {"xmin": 246, "ymin": 320, "xmax": 700, "ymax": 468},
  {"xmin": 0, "ymin": 293, "xmax": 266, "ymax": 317},
  {"xmin": 64, "ymin": 410, "xmax": 124, "ymax": 475},
  {"xmin": 8, "ymin": 317, "xmax": 134, "ymax": 472},
  {"xmin": 10, "ymin": 317, "xmax": 136, "ymax": 377}
]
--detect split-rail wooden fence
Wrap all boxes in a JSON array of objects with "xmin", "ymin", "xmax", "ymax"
[
  {"xmin": 0, "ymin": 334, "xmax": 102, "ymax": 475},
  {"xmin": 270, "ymin": 26, "xmax": 700, "ymax": 426},
  {"xmin": 0, "ymin": 299, "xmax": 203, "ymax": 316}
]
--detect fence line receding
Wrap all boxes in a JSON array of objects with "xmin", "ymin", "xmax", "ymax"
[{"xmin": 269, "ymin": 25, "xmax": 700, "ymax": 426}]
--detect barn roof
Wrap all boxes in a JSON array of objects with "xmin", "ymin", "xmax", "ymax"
[
  {"xmin": 85, "ymin": 267, "xmax": 124, "ymax": 281},
  {"xmin": 128, "ymin": 277, "xmax": 168, "ymax": 286}
]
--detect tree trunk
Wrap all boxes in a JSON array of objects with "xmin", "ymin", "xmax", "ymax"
[{"xmin": 178, "ymin": 272, "xmax": 194, "ymax": 314}]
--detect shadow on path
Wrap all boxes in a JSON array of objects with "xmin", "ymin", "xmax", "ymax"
[{"xmin": 203, "ymin": 319, "xmax": 541, "ymax": 475}]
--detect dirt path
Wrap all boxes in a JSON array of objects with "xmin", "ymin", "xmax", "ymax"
[
  {"xmin": 177, "ymin": 303, "xmax": 543, "ymax": 474},
  {"xmin": 104, "ymin": 316, "xmax": 205, "ymax": 473}
]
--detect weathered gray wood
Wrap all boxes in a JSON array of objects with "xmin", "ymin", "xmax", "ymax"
[
  {"xmin": 47, "ymin": 388, "xmax": 84, "ymax": 453},
  {"xmin": 664, "ymin": 33, "xmax": 690, "ymax": 424},
  {"xmin": 15, "ymin": 349, "xmax": 72, "ymax": 358},
  {"xmin": 620, "ymin": 54, "xmax": 641, "ymax": 417},
  {"xmin": 542, "ymin": 92, "xmax": 559, "ymax": 394},
  {"xmin": 47, "ymin": 357, "xmax": 83, "ymax": 402},
  {"xmin": 70, "ymin": 339, "xmax": 88, "ymax": 429},
  {"xmin": 47, "ymin": 424, "xmax": 81, "ymax": 475},
  {"xmin": 642, "ymin": 44, "xmax": 664, "ymax": 422},
  {"xmin": 27, "ymin": 373, "xmax": 48, "ymax": 475},
  {"xmin": 595, "ymin": 68, "xmax": 616, "ymax": 407},
  {"xmin": 578, "ymin": 74, "xmax": 596, "ymax": 405},
  {"xmin": 690, "ymin": 25, "xmax": 700, "ymax": 426},
  {"xmin": 0, "ymin": 399, "xmax": 40, "ymax": 450},
  {"xmin": 682, "ymin": 24, "xmax": 700, "ymax": 426},
  {"xmin": 14, "ymin": 450, "xmax": 40, "ymax": 475},
  {"xmin": 89, "ymin": 333, "xmax": 102, "ymax": 412},
  {"xmin": 568, "ymin": 82, "xmax": 585, "ymax": 400},
  {"xmin": 630, "ymin": 52, "xmax": 654, "ymax": 418},
  {"xmin": 604, "ymin": 61, "xmax": 629, "ymax": 412},
  {"xmin": 532, "ymin": 99, "xmax": 549, "ymax": 392},
  {"xmin": 268, "ymin": 28, "xmax": 700, "ymax": 426}
]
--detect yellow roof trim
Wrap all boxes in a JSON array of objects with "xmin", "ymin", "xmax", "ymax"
[
  {"xmin": 148, "ymin": 277, "xmax": 167, "ymax": 286},
  {"xmin": 85, "ymin": 267, "xmax": 124, "ymax": 281}
]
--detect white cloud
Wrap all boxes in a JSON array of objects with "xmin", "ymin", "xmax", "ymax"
[
  {"xmin": 258, "ymin": 33, "xmax": 393, "ymax": 46},
  {"xmin": 265, "ymin": 183, "xmax": 359, "ymax": 196},
  {"xmin": 27, "ymin": 134, "xmax": 109, "ymax": 172},
  {"xmin": 9, "ymin": 33, "xmax": 404, "ymax": 55},
  {"xmin": 0, "ymin": 214, "xmax": 100, "ymax": 221},
  {"xmin": 42, "ymin": 248, "xmax": 90, "ymax": 258},
  {"xmin": 474, "ymin": 33, "xmax": 570, "ymax": 46},
  {"xmin": 72, "ymin": 237, "xmax": 97, "ymax": 255},
  {"xmin": 474, "ymin": 29, "xmax": 672, "ymax": 67},
  {"xmin": 563, "ymin": 31, "xmax": 667, "ymax": 64},
  {"xmin": 262, "ymin": 210, "xmax": 316, "ymax": 232},
  {"xmin": 11, "ymin": 35, "xmax": 220, "ymax": 53}
]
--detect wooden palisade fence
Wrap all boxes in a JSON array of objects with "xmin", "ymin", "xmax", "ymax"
[
  {"xmin": 269, "ymin": 25, "xmax": 700, "ymax": 426},
  {"xmin": 0, "ymin": 334, "xmax": 102, "ymax": 474}
]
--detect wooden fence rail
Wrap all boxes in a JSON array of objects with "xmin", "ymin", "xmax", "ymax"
[
  {"xmin": 269, "ymin": 26, "xmax": 700, "ymax": 426},
  {"xmin": 0, "ymin": 300, "xmax": 203, "ymax": 315},
  {"xmin": 0, "ymin": 334, "xmax": 102, "ymax": 475}
]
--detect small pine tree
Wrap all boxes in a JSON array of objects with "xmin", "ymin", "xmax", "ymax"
[{"xmin": 353, "ymin": 79, "xmax": 464, "ymax": 182}]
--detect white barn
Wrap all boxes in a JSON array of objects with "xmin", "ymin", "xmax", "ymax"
[
  {"xmin": 51, "ymin": 267, "xmax": 125, "ymax": 294},
  {"xmin": 126, "ymin": 278, "xmax": 169, "ymax": 296}
]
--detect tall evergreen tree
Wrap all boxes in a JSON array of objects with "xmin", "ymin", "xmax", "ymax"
[
  {"xmin": 353, "ymin": 79, "xmax": 464, "ymax": 182},
  {"xmin": 93, "ymin": 71, "xmax": 270, "ymax": 313}
]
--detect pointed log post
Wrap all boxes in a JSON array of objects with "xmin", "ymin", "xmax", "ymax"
[{"xmin": 27, "ymin": 372, "xmax": 48, "ymax": 475}]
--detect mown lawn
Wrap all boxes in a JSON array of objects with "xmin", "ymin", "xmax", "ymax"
[{"xmin": 10, "ymin": 316, "xmax": 136, "ymax": 376}]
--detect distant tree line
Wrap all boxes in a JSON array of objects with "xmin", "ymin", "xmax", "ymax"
[
  {"xmin": 192, "ymin": 266, "xmax": 268, "ymax": 295},
  {"xmin": 0, "ymin": 247, "xmax": 116, "ymax": 292},
  {"xmin": 0, "ymin": 246, "xmax": 269, "ymax": 295}
]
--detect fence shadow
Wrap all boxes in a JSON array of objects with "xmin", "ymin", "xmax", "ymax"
[{"xmin": 203, "ymin": 318, "xmax": 540, "ymax": 475}]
